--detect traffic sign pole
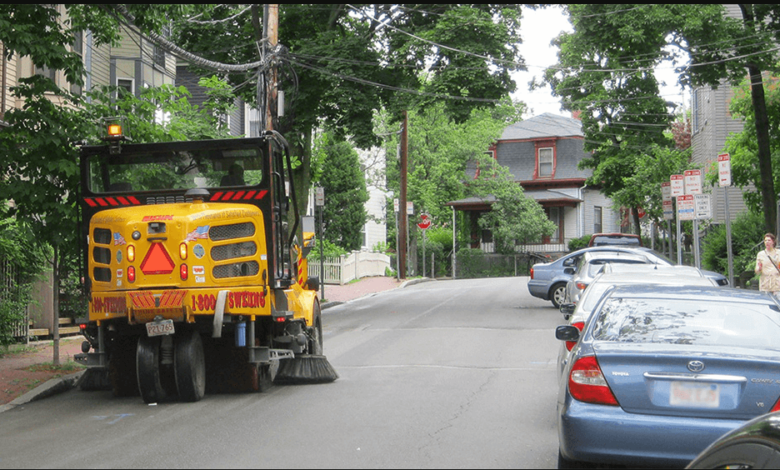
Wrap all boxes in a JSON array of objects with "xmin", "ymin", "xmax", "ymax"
[{"xmin": 719, "ymin": 154, "xmax": 734, "ymax": 287}]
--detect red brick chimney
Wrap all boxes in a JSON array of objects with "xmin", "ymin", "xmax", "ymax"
[{"xmin": 571, "ymin": 110, "xmax": 582, "ymax": 121}]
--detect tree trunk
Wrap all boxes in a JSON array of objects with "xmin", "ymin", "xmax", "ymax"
[
  {"xmin": 747, "ymin": 65, "xmax": 776, "ymax": 234},
  {"xmin": 633, "ymin": 208, "xmax": 642, "ymax": 237},
  {"xmin": 52, "ymin": 243, "xmax": 60, "ymax": 366}
]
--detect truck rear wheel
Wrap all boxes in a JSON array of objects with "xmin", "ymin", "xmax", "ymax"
[
  {"xmin": 137, "ymin": 335, "xmax": 168, "ymax": 404},
  {"xmin": 174, "ymin": 330, "xmax": 206, "ymax": 402},
  {"xmin": 109, "ymin": 335, "xmax": 139, "ymax": 397}
]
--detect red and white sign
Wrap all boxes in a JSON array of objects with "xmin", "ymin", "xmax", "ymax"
[
  {"xmin": 671, "ymin": 175, "xmax": 685, "ymax": 197},
  {"xmin": 636, "ymin": 207, "xmax": 646, "ymax": 219},
  {"xmin": 661, "ymin": 182, "xmax": 672, "ymax": 203},
  {"xmin": 678, "ymin": 195, "xmax": 695, "ymax": 221},
  {"xmin": 684, "ymin": 170, "xmax": 703, "ymax": 195},
  {"xmin": 417, "ymin": 214, "xmax": 432, "ymax": 230},
  {"xmin": 663, "ymin": 200, "xmax": 674, "ymax": 221},
  {"xmin": 718, "ymin": 153, "xmax": 731, "ymax": 187}
]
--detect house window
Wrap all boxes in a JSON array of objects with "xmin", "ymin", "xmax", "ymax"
[
  {"xmin": 594, "ymin": 206, "xmax": 603, "ymax": 233},
  {"xmin": 35, "ymin": 65, "xmax": 56, "ymax": 83},
  {"xmin": 117, "ymin": 78, "xmax": 134, "ymax": 97},
  {"xmin": 70, "ymin": 31, "xmax": 83, "ymax": 95},
  {"xmin": 538, "ymin": 148, "xmax": 553, "ymax": 177}
]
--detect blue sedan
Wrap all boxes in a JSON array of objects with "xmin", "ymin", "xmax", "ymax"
[{"xmin": 556, "ymin": 285, "xmax": 780, "ymax": 468}]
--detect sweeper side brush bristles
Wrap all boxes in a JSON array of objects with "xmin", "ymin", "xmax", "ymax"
[
  {"xmin": 76, "ymin": 368, "xmax": 111, "ymax": 391},
  {"xmin": 273, "ymin": 355, "xmax": 339, "ymax": 385}
]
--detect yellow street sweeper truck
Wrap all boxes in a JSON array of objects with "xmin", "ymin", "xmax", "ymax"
[{"xmin": 75, "ymin": 124, "xmax": 337, "ymax": 403}]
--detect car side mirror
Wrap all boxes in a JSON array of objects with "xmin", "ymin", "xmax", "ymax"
[
  {"xmin": 564, "ymin": 267, "xmax": 575, "ymax": 275},
  {"xmin": 556, "ymin": 325, "xmax": 581, "ymax": 342},
  {"xmin": 560, "ymin": 303, "xmax": 576, "ymax": 319}
]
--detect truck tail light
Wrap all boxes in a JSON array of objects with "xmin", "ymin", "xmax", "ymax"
[
  {"xmin": 569, "ymin": 356, "xmax": 619, "ymax": 406},
  {"xmin": 127, "ymin": 245, "xmax": 135, "ymax": 262},
  {"xmin": 127, "ymin": 266, "xmax": 136, "ymax": 283},
  {"xmin": 565, "ymin": 322, "xmax": 585, "ymax": 352},
  {"xmin": 180, "ymin": 264, "xmax": 188, "ymax": 281},
  {"xmin": 179, "ymin": 243, "xmax": 188, "ymax": 260}
]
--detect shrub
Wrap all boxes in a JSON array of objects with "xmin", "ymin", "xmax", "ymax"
[
  {"xmin": 568, "ymin": 235, "xmax": 591, "ymax": 252},
  {"xmin": 702, "ymin": 211, "xmax": 766, "ymax": 277}
]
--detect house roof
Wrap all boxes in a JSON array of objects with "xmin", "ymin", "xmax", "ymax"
[
  {"xmin": 500, "ymin": 113, "xmax": 583, "ymax": 141},
  {"xmin": 446, "ymin": 190, "xmax": 581, "ymax": 210}
]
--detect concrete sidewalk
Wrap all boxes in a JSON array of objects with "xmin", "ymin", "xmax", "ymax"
[{"xmin": 0, "ymin": 276, "xmax": 424, "ymax": 412}]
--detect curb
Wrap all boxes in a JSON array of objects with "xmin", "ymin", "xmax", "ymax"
[
  {"xmin": 0, "ymin": 370, "xmax": 85, "ymax": 414},
  {"xmin": 321, "ymin": 277, "xmax": 433, "ymax": 310}
]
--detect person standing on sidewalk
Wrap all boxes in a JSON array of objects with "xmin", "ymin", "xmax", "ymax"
[{"xmin": 756, "ymin": 233, "xmax": 780, "ymax": 296}]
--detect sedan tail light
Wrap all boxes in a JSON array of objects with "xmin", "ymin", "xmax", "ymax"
[
  {"xmin": 575, "ymin": 282, "xmax": 588, "ymax": 291},
  {"xmin": 569, "ymin": 356, "xmax": 619, "ymax": 406},
  {"xmin": 565, "ymin": 322, "xmax": 585, "ymax": 352},
  {"xmin": 530, "ymin": 268, "xmax": 534, "ymax": 280},
  {"xmin": 771, "ymin": 397, "xmax": 780, "ymax": 413}
]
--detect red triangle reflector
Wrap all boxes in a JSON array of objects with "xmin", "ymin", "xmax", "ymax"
[{"xmin": 140, "ymin": 243, "xmax": 175, "ymax": 275}]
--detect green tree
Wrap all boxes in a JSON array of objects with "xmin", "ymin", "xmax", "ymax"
[
  {"xmin": 610, "ymin": 145, "xmax": 694, "ymax": 227},
  {"xmin": 543, "ymin": 4, "xmax": 780, "ymax": 233},
  {"xmin": 468, "ymin": 154, "xmax": 557, "ymax": 254},
  {"xmin": 316, "ymin": 134, "xmax": 369, "ymax": 251},
  {"xmin": 164, "ymin": 4, "xmax": 525, "ymax": 216},
  {"xmin": 0, "ymin": 4, "xmax": 240, "ymax": 359},
  {"xmin": 718, "ymin": 79, "xmax": 780, "ymax": 214}
]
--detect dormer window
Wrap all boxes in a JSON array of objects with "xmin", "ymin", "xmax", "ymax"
[{"xmin": 538, "ymin": 147, "xmax": 553, "ymax": 177}]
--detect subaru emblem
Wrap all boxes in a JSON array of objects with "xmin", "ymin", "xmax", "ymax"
[{"xmin": 688, "ymin": 361, "xmax": 705, "ymax": 373}]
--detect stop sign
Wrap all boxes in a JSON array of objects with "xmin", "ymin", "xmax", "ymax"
[{"xmin": 417, "ymin": 214, "xmax": 432, "ymax": 230}]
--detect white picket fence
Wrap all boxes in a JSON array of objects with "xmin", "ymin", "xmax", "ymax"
[{"xmin": 308, "ymin": 251, "xmax": 391, "ymax": 285}]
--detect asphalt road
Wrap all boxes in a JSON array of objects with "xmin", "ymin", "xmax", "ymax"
[{"xmin": 0, "ymin": 277, "xmax": 561, "ymax": 469}]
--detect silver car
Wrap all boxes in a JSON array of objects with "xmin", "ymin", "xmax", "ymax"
[{"xmin": 564, "ymin": 251, "xmax": 650, "ymax": 304}]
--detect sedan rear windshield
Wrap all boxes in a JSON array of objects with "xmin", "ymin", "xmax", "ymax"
[
  {"xmin": 592, "ymin": 236, "xmax": 641, "ymax": 246},
  {"xmin": 592, "ymin": 297, "xmax": 780, "ymax": 349}
]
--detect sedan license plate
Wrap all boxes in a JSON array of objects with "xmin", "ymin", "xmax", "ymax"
[
  {"xmin": 670, "ymin": 381, "xmax": 720, "ymax": 408},
  {"xmin": 146, "ymin": 319, "xmax": 174, "ymax": 337}
]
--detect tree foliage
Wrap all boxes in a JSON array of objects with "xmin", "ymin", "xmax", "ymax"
[
  {"xmin": 543, "ymin": 4, "xmax": 780, "ymax": 232},
  {"xmin": 718, "ymin": 78, "xmax": 780, "ymax": 214},
  {"xmin": 316, "ymin": 133, "xmax": 369, "ymax": 252},
  {"xmin": 468, "ymin": 155, "xmax": 557, "ymax": 254}
]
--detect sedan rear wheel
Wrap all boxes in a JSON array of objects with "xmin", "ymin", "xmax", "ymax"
[{"xmin": 551, "ymin": 283, "xmax": 567, "ymax": 309}]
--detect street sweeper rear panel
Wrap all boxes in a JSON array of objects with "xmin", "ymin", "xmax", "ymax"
[{"xmin": 75, "ymin": 126, "xmax": 337, "ymax": 403}]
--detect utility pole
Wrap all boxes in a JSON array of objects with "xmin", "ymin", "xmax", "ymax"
[
  {"xmin": 263, "ymin": 4, "xmax": 278, "ymax": 133},
  {"xmin": 399, "ymin": 111, "xmax": 408, "ymax": 279}
]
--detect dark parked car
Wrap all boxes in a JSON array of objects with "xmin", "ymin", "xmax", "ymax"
[
  {"xmin": 556, "ymin": 285, "xmax": 780, "ymax": 468},
  {"xmin": 687, "ymin": 411, "xmax": 780, "ymax": 469}
]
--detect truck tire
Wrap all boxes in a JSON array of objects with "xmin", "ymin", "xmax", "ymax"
[
  {"xmin": 137, "ymin": 335, "xmax": 167, "ymax": 404},
  {"xmin": 174, "ymin": 330, "xmax": 206, "ymax": 402},
  {"xmin": 109, "ymin": 335, "xmax": 139, "ymax": 397}
]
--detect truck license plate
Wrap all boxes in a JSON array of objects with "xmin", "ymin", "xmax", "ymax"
[
  {"xmin": 146, "ymin": 319, "xmax": 175, "ymax": 337},
  {"xmin": 670, "ymin": 381, "xmax": 720, "ymax": 408}
]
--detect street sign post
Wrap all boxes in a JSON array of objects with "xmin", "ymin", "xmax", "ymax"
[{"xmin": 718, "ymin": 153, "xmax": 734, "ymax": 286}]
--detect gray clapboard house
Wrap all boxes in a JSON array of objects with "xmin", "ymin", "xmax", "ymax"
[{"xmin": 448, "ymin": 113, "xmax": 620, "ymax": 254}]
